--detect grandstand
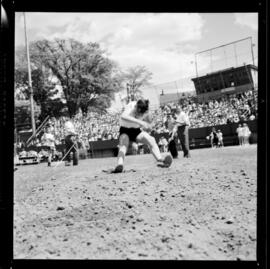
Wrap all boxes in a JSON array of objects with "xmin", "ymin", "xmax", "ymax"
[
  {"xmin": 191, "ymin": 64, "xmax": 258, "ymax": 102},
  {"xmin": 14, "ymin": 86, "xmax": 257, "ymax": 162}
]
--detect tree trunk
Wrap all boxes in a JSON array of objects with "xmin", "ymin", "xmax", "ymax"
[
  {"xmin": 67, "ymin": 100, "xmax": 77, "ymax": 118},
  {"xmin": 80, "ymin": 104, "xmax": 88, "ymax": 115}
]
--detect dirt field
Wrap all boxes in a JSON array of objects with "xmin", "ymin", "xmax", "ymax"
[{"xmin": 13, "ymin": 145, "xmax": 257, "ymax": 260}]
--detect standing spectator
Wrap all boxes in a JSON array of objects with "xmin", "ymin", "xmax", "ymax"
[
  {"xmin": 64, "ymin": 120, "xmax": 79, "ymax": 166},
  {"xmin": 209, "ymin": 127, "xmax": 219, "ymax": 148},
  {"xmin": 167, "ymin": 114, "xmax": 178, "ymax": 158},
  {"xmin": 217, "ymin": 129, "xmax": 224, "ymax": 147},
  {"xmin": 41, "ymin": 125, "xmax": 55, "ymax": 166},
  {"xmin": 236, "ymin": 124, "xmax": 244, "ymax": 146},
  {"xmin": 175, "ymin": 106, "xmax": 191, "ymax": 158},
  {"xmin": 242, "ymin": 123, "xmax": 251, "ymax": 146}
]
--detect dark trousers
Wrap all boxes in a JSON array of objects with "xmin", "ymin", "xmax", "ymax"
[
  {"xmin": 177, "ymin": 125, "xmax": 190, "ymax": 157},
  {"xmin": 65, "ymin": 135, "xmax": 78, "ymax": 165},
  {"xmin": 168, "ymin": 139, "xmax": 178, "ymax": 158}
]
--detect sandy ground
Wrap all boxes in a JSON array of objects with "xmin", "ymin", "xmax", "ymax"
[{"xmin": 13, "ymin": 145, "xmax": 257, "ymax": 260}]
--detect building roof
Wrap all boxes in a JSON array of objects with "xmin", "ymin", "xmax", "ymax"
[{"xmin": 191, "ymin": 64, "xmax": 258, "ymax": 82}]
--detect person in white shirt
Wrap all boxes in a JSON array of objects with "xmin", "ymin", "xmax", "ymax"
[
  {"xmin": 175, "ymin": 106, "xmax": 191, "ymax": 158},
  {"xmin": 64, "ymin": 120, "xmax": 79, "ymax": 166},
  {"xmin": 217, "ymin": 130, "xmax": 224, "ymax": 147},
  {"xmin": 236, "ymin": 124, "xmax": 244, "ymax": 146},
  {"xmin": 113, "ymin": 99, "xmax": 173, "ymax": 173},
  {"xmin": 249, "ymin": 114, "xmax": 255, "ymax": 120},
  {"xmin": 242, "ymin": 123, "xmax": 251, "ymax": 146},
  {"xmin": 41, "ymin": 125, "xmax": 55, "ymax": 166}
]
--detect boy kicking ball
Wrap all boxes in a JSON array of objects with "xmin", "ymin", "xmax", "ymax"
[{"xmin": 114, "ymin": 98, "xmax": 173, "ymax": 173}]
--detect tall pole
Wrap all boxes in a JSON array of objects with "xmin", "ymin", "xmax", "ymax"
[
  {"xmin": 250, "ymin": 38, "xmax": 255, "ymax": 66},
  {"xmin": 233, "ymin": 43, "xmax": 238, "ymax": 67},
  {"xmin": 250, "ymin": 39, "xmax": 256, "ymax": 116},
  {"xmin": 194, "ymin": 54, "xmax": 202, "ymax": 98},
  {"xmin": 194, "ymin": 54, "xmax": 199, "ymax": 78},
  {"xmin": 175, "ymin": 81, "xmax": 180, "ymax": 101},
  {"xmin": 14, "ymin": 117, "xmax": 18, "ymax": 156},
  {"xmin": 23, "ymin": 12, "xmax": 36, "ymax": 137},
  {"xmin": 210, "ymin": 50, "xmax": 213, "ymax": 73},
  {"xmin": 244, "ymin": 64, "xmax": 256, "ymax": 117}
]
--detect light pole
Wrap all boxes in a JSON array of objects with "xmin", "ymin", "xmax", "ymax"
[
  {"xmin": 251, "ymin": 42, "xmax": 255, "ymax": 67},
  {"xmin": 191, "ymin": 56, "xmax": 201, "ymax": 97},
  {"xmin": 23, "ymin": 12, "xmax": 36, "ymax": 137}
]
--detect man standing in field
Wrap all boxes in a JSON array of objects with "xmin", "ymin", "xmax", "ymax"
[
  {"xmin": 64, "ymin": 120, "xmax": 79, "ymax": 166},
  {"xmin": 113, "ymin": 98, "xmax": 173, "ymax": 173},
  {"xmin": 217, "ymin": 129, "xmax": 224, "ymax": 147},
  {"xmin": 236, "ymin": 124, "xmax": 244, "ymax": 146},
  {"xmin": 242, "ymin": 123, "xmax": 251, "ymax": 146},
  {"xmin": 175, "ymin": 106, "xmax": 191, "ymax": 158}
]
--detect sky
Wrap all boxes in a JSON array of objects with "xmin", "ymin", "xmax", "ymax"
[{"xmin": 15, "ymin": 12, "xmax": 258, "ymax": 110}]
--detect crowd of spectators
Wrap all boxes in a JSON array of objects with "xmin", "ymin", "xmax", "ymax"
[
  {"xmin": 15, "ymin": 89, "xmax": 257, "ymax": 154},
  {"xmin": 46, "ymin": 110, "xmax": 122, "ymax": 148},
  {"xmin": 155, "ymin": 89, "xmax": 257, "ymax": 130}
]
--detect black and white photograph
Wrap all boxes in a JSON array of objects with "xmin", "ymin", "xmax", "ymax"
[{"xmin": 10, "ymin": 9, "xmax": 262, "ymax": 261}]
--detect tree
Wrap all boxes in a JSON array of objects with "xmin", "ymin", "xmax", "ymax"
[
  {"xmin": 15, "ymin": 46, "xmax": 64, "ymax": 122},
  {"xmin": 29, "ymin": 38, "xmax": 122, "ymax": 117},
  {"xmin": 120, "ymin": 65, "xmax": 153, "ymax": 101},
  {"xmin": 14, "ymin": 100, "xmax": 41, "ymax": 132}
]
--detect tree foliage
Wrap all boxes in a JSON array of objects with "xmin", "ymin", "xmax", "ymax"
[
  {"xmin": 15, "ymin": 46, "xmax": 63, "ymax": 122},
  {"xmin": 119, "ymin": 65, "xmax": 153, "ymax": 100},
  {"xmin": 15, "ymin": 39, "xmax": 152, "ymax": 121},
  {"xmin": 28, "ymin": 38, "xmax": 123, "ymax": 117},
  {"xmin": 14, "ymin": 100, "xmax": 41, "ymax": 131}
]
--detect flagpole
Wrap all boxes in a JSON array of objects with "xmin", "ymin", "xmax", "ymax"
[{"xmin": 23, "ymin": 12, "xmax": 36, "ymax": 138}]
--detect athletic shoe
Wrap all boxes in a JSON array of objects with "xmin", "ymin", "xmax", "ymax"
[
  {"xmin": 65, "ymin": 161, "xmax": 71, "ymax": 166},
  {"xmin": 113, "ymin": 164, "xmax": 124, "ymax": 173}
]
